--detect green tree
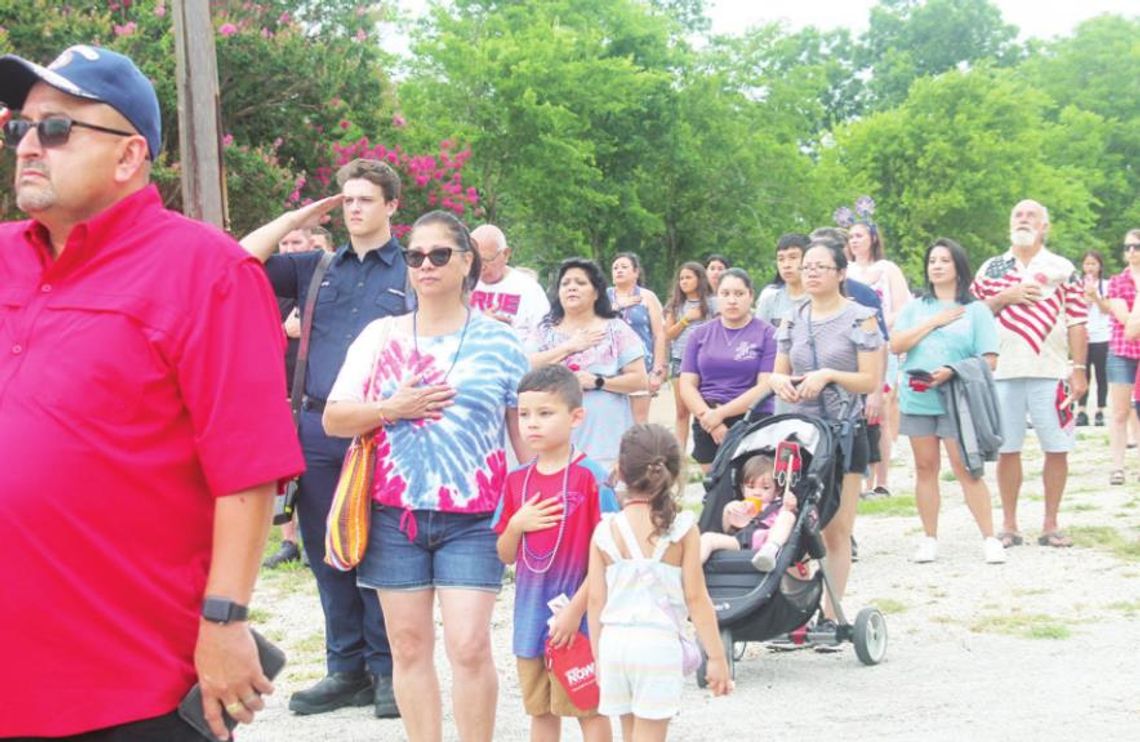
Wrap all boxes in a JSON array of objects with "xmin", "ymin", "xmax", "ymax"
[
  {"xmin": 0, "ymin": 0, "xmax": 392, "ymax": 236},
  {"xmin": 827, "ymin": 67, "xmax": 1103, "ymax": 280},
  {"xmin": 1016, "ymin": 14, "xmax": 1140, "ymax": 258},
  {"xmin": 858, "ymin": 0, "xmax": 1021, "ymax": 112}
]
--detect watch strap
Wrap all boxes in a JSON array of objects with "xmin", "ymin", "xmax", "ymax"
[{"xmin": 202, "ymin": 596, "xmax": 249, "ymax": 624}]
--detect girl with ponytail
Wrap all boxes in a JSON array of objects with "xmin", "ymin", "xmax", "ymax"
[{"xmin": 587, "ymin": 425, "xmax": 731, "ymax": 736}]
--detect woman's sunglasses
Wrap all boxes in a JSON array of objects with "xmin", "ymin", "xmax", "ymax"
[
  {"xmin": 402, "ymin": 247, "xmax": 465, "ymax": 268},
  {"xmin": 1124, "ymin": 242, "xmax": 1140, "ymax": 253},
  {"xmin": 3, "ymin": 116, "xmax": 136, "ymax": 149}
]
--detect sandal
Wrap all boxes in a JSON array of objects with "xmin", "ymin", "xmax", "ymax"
[
  {"xmin": 997, "ymin": 531, "xmax": 1024, "ymax": 548},
  {"xmin": 1110, "ymin": 469, "xmax": 1125, "ymax": 486},
  {"xmin": 1037, "ymin": 531, "xmax": 1073, "ymax": 548}
]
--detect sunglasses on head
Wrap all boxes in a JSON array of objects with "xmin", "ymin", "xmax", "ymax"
[
  {"xmin": 402, "ymin": 246, "xmax": 465, "ymax": 268},
  {"xmin": 3, "ymin": 115, "xmax": 137, "ymax": 149}
]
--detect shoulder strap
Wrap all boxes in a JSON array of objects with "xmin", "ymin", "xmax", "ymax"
[
  {"xmin": 613, "ymin": 511, "xmax": 646, "ymax": 560},
  {"xmin": 290, "ymin": 251, "xmax": 335, "ymax": 427}
]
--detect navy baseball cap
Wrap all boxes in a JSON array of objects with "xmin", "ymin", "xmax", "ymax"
[{"xmin": 0, "ymin": 45, "xmax": 161, "ymax": 159}]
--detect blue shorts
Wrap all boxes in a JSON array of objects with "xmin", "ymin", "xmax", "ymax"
[
  {"xmin": 357, "ymin": 507, "xmax": 504, "ymax": 592},
  {"xmin": 994, "ymin": 378, "xmax": 1074, "ymax": 454},
  {"xmin": 1106, "ymin": 353, "xmax": 1139, "ymax": 385}
]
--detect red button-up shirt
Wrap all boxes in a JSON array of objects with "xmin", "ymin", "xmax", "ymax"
[{"xmin": 0, "ymin": 185, "xmax": 304, "ymax": 736}]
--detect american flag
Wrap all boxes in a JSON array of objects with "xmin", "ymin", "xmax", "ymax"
[{"xmin": 971, "ymin": 254, "xmax": 1087, "ymax": 355}]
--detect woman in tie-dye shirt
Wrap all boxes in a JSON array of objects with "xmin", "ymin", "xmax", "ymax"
[{"xmin": 325, "ymin": 210, "xmax": 528, "ymax": 741}]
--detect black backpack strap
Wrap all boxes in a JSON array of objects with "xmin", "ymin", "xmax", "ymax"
[{"xmin": 290, "ymin": 251, "xmax": 335, "ymax": 426}]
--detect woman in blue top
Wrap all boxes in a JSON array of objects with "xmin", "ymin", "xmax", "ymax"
[
  {"xmin": 609, "ymin": 252, "xmax": 667, "ymax": 425},
  {"xmin": 890, "ymin": 239, "xmax": 1005, "ymax": 565}
]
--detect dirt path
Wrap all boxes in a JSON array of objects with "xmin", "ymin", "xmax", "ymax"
[{"xmin": 241, "ymin": 397, "xmax": 1140, "ymax": 740}]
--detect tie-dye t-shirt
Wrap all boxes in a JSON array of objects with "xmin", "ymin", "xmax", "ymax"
[
  {"xmin": 526, "ymin": 318, "xmax": 644, "ymax": 469},
  {"xmin": 328, "ymin": 312, "xmax": 528, "ymax": 513},
  {"xmin": 492, "ymin": 453, "xmax": 619, "ymax": 658}
]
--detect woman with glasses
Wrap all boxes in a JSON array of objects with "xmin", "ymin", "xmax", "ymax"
[
  {"xmin": 324, "ymin": 210, "xmax": 529, "ymax": 741},
  {"xmin": 890, "ymin": 239, "xmax": 1005, "ymax": 564},
  {"xmin": 528, "ymin": 258, "xmax": 648, "ymax": 471},
  {"xmin": 678, "ymin": 268, "xmax": 777, "ymax": 472},
  {"xmin": 609, "ymin": 252, "xmax": 668, "ymax": 424},
  {"xmin": 768, "ymin": 240, "xmax": 882, "ymax": 635},
  {"xmin": 1092, "ymin": 229, "xmax": 1140, "ymax": 485}
]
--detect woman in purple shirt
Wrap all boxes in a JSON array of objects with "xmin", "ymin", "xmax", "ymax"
[{"xmin": 679, "ymin": 268, "xmax": 777, "ymax": 471}]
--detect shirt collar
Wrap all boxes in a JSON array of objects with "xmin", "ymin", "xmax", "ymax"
[
  {"xmin": 22, "ymin": 184, "xmax": 163, "ymax": 264},
  {"xmin": 335, "ymin": 236, "xmax": 402, "ymax": 266}
]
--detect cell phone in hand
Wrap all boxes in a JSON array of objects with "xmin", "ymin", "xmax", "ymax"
[
  {"xmin": 905, "ymin": 369, "xmax": 934, "ymax": 382},
  {"xmin": 177, "ymin": 628, "xmax": 286, "ymax": 740}
]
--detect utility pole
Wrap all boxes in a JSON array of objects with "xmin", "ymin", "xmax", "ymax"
[{"xmin": 172, "ymin": 0, "xmax": 227, "ymax": 229}]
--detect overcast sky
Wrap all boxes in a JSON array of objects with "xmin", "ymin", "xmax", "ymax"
[{"xmin": 705, "ymin": 0, "xmax": 1137, "ymax": 40}]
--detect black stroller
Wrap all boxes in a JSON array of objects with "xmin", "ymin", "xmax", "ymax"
[{"xmin": 695, "ymin": 408, "xmax": 888, "ymax": 683}]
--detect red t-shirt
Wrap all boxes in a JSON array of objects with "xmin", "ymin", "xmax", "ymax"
[{"xmin": 0, "ymin": 186, "xmax": 304, "ymax": 736}]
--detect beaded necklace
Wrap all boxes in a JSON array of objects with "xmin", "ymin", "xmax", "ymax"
[
  {"xmin": 519, "ymin": 446, "xmax": 576, "ymax": 575},
  {"xmin": 412, "ymin": 307, "xmax": 472, "ymax": 382}
]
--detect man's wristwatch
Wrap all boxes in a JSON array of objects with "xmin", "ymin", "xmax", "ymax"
[
  {"xmin": 594, "ymin": 375, "xmax": 605, "ymax": 390},
  {"xmin": 201, "ymin": 596, "xmax": 249, "ymax": 625}
]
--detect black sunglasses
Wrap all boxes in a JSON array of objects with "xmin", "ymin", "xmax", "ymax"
[
  {"xmin": 402, "ymin": 247, "xmax": 466, "ymax": 268},
  {"xmin": 3, "ymin": 116, "xmax": 136, "ymax": 149},
  {"xmin": 1124, "ymin": 243, "xmax": 1140, "ymax": 252}
]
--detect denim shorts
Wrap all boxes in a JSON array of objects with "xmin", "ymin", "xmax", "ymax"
[
  {"xmin": 357, "ymin": 506, "xmax": 504, "ymax": 592},
  {"xmin": 1106, "ymin": 353, "xmax": 1139, "ymax": 385}
]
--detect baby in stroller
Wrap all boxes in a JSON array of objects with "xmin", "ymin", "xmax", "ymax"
[{"xmin": 698, "ymin": 452, "xmax": 798, "ymax": 572}]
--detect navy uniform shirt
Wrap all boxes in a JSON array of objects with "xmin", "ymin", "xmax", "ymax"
[{"xmin": 264, "ymin": 237, "xmax": 410, "ymax": 401}]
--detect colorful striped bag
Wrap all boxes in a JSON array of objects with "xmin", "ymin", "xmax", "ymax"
[
  {"xmin": 324, "ymin": 318, "xmax": 392, "ymax": 571},
  {"xmin": 324, "ymin": 432, "xmax": 378, "ymax": 571}
]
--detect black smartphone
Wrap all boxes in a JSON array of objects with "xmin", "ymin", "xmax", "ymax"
[
  {"xmin": 177, "ymin": 628, "xmax": 287, "ymax": 740},
  {"xmin": 905, "ymin": 369, "xmax": 934, "ymax": 382}
]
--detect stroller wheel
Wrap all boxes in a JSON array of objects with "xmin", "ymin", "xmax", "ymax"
[
  {"xmin": 697, "ymin": 626, "xmax": 736, "ymax": 688},
  {"xmin": 853, "ymin": 607, "xmax": 888, "ymax": 665}
]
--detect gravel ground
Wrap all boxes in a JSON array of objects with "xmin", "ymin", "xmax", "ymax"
[{"xmin": 239, "ymin": 408, "xmax": 1140, "ymax": 741}]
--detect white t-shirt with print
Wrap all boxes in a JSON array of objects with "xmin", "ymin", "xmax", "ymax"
[{"xmin": 471, "ymin": 268, "xmax": 551, "ymax": 340}]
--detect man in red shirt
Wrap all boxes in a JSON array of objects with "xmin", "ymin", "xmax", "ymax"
[{"xmin": 0, "ymin": 46, "xmax": 303, "ymax": 740}]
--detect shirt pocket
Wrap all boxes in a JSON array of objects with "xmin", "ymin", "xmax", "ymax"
[
  {"xmin": 375, "ymin": 287, "xmax": 406, "ymax": 316},
  {"xmin": 40, "ymin": 292, "xmax": 157, "ymax": 423}
]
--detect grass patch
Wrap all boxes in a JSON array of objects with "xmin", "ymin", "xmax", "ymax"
[
  {"xmin": 939, "ymin": 470, "xmax": 956, "ymax": 482},
  {"xmin": 1123, "ymin": 498, "xmax": 1140, "ymax": 510},
  {"xmin": 1106, "ymin": 600, "xmax": 1140, "ymax": 616},
  {"xmin": 1067, "ymin": 526, "xmax": 1140, "ymax": 562},
  {"xmin": 970, "ymin": 613, "xmax": 1071, "ymax": 640},
  {"xmin": 1010, "ymin": 587, "xmax": 1049, "ymax": 597},
  {"xmin": 247, "ymin": 607, "xmax": 272, "ymax": 624},
  {"xmin": 872, "ymin": 598, "xmax": 908, "ymax": 613},
  {"xmin": 1068, "ymin": 503, "xmax": 1100, "ymax": 512},
  {"xmin": 858, "ymin": 495, "xmax": 917, "ymax": 517},
  {"xmin": 292, "ymin": 631, "xmax": 327, "ymax": 656}
]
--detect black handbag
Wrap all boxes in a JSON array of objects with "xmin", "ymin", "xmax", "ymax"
[{"xmin": 273, "ymin": 250, "xmax": 335, "ymax": 525}]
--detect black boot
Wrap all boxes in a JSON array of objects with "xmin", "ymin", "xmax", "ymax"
[
  {"xmin": 262, "ymin": 539, "xmax": 300, "ymax": 569},
  {"xmin": 288, "ymin": 671, "xmax": 373, "ymax": 715},
  {"xmin": 373, "ymin": 673, "xmax": 400, "ymax": 718}
]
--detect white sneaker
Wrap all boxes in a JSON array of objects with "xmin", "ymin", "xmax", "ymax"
[
  {"xmin": 912, "ymin": 537, "xmax": 938, "ymax": 563},
  {"xmin": 751, "ymin": 541, "xmax": 781, "ymax": 572},
  {"xmin": 983, "ymin": 537, "xmax": 1007, "ymax": 564}
]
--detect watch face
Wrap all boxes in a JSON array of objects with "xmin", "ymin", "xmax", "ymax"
[{"xmin": 595, "ymin": 376, "xmax": 604, "ymax": 389}]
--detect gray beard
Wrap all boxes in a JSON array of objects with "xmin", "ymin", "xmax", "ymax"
[
  {"xmin": 16, "ymin": 184, "xmax": 57, "ymax": 214},
  {"xmin": 1010, "ymin": 229, "xmax": 1036, "ymax": 248}
]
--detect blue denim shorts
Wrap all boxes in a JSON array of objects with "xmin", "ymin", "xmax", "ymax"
[
  {"xmin": 1106, "ymin": 353, "xmax": 1139, "ymax": 385},
  {"xmin": 357, "ymin": 506, "xmax": 504, "ymax": 592}
]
